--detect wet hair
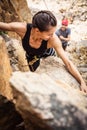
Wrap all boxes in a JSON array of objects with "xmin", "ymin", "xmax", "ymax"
[{"xmin": 32, "ymin": 10, "xmax": 57, "ymax": 32}]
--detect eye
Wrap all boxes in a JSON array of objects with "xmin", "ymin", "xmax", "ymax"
[{"xmin": 49, "ymin": 33, "xmax": 53, "ymax": 36}]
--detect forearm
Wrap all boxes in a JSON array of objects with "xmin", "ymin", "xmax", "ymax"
[
  {"xmin": 0, "ymin": 22, "xmax": 26, "ymax": 38},
  {"xmin": 56, "ymin": 41, "xmax": 87, "ymax": 92},
  {"xmin": 59, "ymin": 35, "xmax": 70, "ymax": 42},
  {"xmin": 62, "ymin": 37, "xmax": 70, "ymax": 42},
  {"xmin": 67, "ymin": 61, "xmax": 85, "ymax": 84}
]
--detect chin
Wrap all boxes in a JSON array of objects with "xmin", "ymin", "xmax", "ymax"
[{"xmin": 44, "ymin": 38, "xmax": 50, "ymax": 41}]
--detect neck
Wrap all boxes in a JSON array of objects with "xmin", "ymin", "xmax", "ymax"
[{"xmin": 31, "ymin": 28, "xmax": 42, "ymax": 41}]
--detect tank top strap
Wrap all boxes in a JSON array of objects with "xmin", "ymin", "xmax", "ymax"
[{"xmin": 22, "ymin": 24, "xmax": 32, "ymax": 41}]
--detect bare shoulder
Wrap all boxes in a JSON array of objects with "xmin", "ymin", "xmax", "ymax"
[
  {"xmin": 48, "ymin": 33, "xmax": 62, "ymax": 49},
  {"xmin": 48, "ymin": 33, "xmax": 67, "ymax": 58}
]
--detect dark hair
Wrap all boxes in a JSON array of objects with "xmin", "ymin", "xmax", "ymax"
[{"xmin": 32, "ymin": 10, "xmax": 57, "ymax": 32}]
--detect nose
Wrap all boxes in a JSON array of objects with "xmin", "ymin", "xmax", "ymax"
[{"xmin": 49, "ymin": 34, "xmax": 54, "ymax": 38}]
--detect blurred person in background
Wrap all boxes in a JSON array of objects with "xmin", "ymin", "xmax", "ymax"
[{"xmin": 56, "ymin": 19, "xmax": 71, "ymax": 50}]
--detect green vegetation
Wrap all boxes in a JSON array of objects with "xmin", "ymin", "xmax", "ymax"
[{"xmin": 0, "ymin": 31, "xmax": 8, "ymax": 35}]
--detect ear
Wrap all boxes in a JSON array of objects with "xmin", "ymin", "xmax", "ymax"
[{"xmin": 35, "ymin": 28, "xmax": 40, "ymax": 32}]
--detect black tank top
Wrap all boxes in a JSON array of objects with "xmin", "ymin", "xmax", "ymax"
[{"xmin": 22, "ymin": 24, "xmax": 48, "ymax": 56}]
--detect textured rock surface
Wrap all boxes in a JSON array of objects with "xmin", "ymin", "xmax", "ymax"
[
  {"xmin": 0, "ymin": 0, "xmax": 20, "ymax": 22},
  {"xmin": 0, "ymin": 36, "xmax": 13, "ymax": 99},
  {"xmin": 36, "ymin": 57, "xmax": 80, "ymax": 89},
  {"xmin": 0, "ymin": 1, "xmax": 87, "ymax": 129},
  {"xmin": 0, "ymin": 0, "xmax": 32, "ymax": 39},
  {"xmin": 68, "ymin": 39, "xmax": 87, "ymax": 84},
  {"xmin": 0, "ymin": 0, "xmax": 31, "ymax": 22},
  {"xmin": 10, "ymin": 0, "xmax": 32, "ymax": 22},
  {"xmin": 0, "ymin": 94, "xmax": 25, "ymax": 130},
  {"xmin": 28, "ymin": 0, "xmax": 87, "ymax": 22},
  {"xmin": 10, "ymin": 63, "xmax": 87, "ymax": 130},
  {"xmin": 1, "ymin": 34, "xmax": 29, "ymax": 72}
]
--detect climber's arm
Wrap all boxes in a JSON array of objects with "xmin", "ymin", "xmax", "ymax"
[
  {"xmin": 49, "ymin": 34, "xmax": 87, "ymax": 93},
  {"xmin": 0, "ymin": 22, "xmax": 27, "ymax": 38}
]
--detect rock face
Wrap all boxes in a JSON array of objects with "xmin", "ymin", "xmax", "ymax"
[
  {"xmin": 10, "ymin": 0, "xmax": 32, "ymax": 22},
  {"xmin": 36, "ymin": 57, "xmax": 80, "ymax": 89},
  {"xmin": 0, "ymin": 36, "xmax": 13, "ymax": 99},
  {"xmin": 0, "ymin": 1, "xmax": 87, "ymax": 130},
  {"xmin": 0, "ymin": 36, "xmax": 26, "ymax": 130},
  {"xmin": 0, "ymin": 0, "xmax": 32, "ymax": 39},
  {"xmin": 68, "ymin": 39, "xmax": 87, "ymax": 84},
  {"xmin": 0, "ymin": 94, "xmax": 25, "ymax": 130},
  {"xmin": 10, "ymin": 57, "xmax": 87, "ymax": 130},
  {"xmin": 28, "ymin": 0, "xmax": 87, "ymax": 22},
  {"xmin": 1, "ymin": 34, "xmax": 87, "ymax": 130},
  {"xmin": 0, "ymin": 0, "xmax": 31, "ymax": 22},
  {"xmin": 0, "ymin": 0, "xmax": 20, "ymax": 22},
  {"xmin": 1, "ymin": 34, "xmax": 29, "ymax": 72}
]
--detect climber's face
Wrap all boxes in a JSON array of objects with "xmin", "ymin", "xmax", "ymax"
[
  {"xmin": 61, "ymin": 25, "xmax": 68, "ymax": 31},
  {"xmin": 34, "ymin": 26, "xmax": 57, "ymax": 41}
]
